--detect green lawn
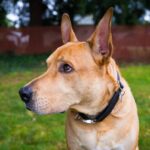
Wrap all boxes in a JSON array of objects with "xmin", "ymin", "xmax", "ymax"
[{"xmin": 0, "ymin": 54, "xmax": 150, "ymax": 150}]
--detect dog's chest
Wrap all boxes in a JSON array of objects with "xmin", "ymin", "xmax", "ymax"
[{"xmin": 66, "ymin": 123, "xmax": 123, "ymax": 150}]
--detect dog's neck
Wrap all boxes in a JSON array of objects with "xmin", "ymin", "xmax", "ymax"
[
  {"xmin": 75, "ymin": 72, "xmax": 124, "ymax": 124},
  {"xmin": 73, "ymin": 59, "xmax": 124, "ymax": 124}
]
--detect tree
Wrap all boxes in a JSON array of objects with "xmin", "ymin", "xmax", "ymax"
[
  {"xmin": 84, "ymin": 0, "xmax": 150, "ymax": 25},
  {"xmin": 0, "ymin": 0, "xmax": 149, "ymax": 27},
  {"xmin": 41, "ymin": 0, "xmax": 80, "ymax": 25},
  {"xmin": 0, "ymin": 0, "xmax": 9, "ymax": 26},
  {"xmin": 29, "ymin": 0, "xmax": 46, "ymax": 26}
]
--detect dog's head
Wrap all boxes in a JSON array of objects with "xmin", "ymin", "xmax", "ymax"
[{"xmin": 19, "ymin": 8, "xmax": 118, "ymax": 115}]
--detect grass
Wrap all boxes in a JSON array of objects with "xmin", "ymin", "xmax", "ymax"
[{"xmin": 0, "ymin": 54, "xmax": 150, "ymax": 150}]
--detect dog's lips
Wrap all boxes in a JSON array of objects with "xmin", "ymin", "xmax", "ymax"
[
  {"xmin": 26, "ymin": 106, "xmax": 31, "ymax": 110},
  {"xmin": 26, "ymin": 106, "xmax": 32, "ymax": 111},
  {"xmin": 25, "ymin": 103, "xmax": 66, "ymax": 114},
  {"xmin": 25, "ymin": 103, "xmax": 32, "ymax": 111}
]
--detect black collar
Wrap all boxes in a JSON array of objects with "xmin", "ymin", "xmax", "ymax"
[{"xmin": 77, "ymin": 73, "xmax": 124, "ymax": 124}]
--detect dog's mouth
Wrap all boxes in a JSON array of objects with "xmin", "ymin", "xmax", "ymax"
[
  {"xmin": 25, "ymin": 101, "xmax": 66, "ymax": 114},
  {"xmin": 25, "ymin": 102, "xmax": 33, "ymax": 111},
  {"xmin": 26, "ymin": 105, "xmax": 32, "ymax": 111}
]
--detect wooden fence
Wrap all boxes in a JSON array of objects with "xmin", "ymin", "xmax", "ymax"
[{"xmin": 0, "ymin": 26, "xmax": 150, "ymax": 63}]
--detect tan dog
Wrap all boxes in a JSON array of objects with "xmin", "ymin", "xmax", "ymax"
[{"xmin": 19, "ymin": 8, "xmax": 139, "ymax": 150}]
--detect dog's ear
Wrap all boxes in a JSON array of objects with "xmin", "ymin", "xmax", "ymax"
[
  {"xmin": 61, "ymin": 13, "xmax": 78, "ymax": 44},
  {"xmin": 88, "ymin": 8, "xmax": 113, "ymax": 64}
]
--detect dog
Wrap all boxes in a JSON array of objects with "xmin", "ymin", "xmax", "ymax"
[{"xmin": 19, "ymin": 8, "xmax": 139, "ymax": 150}]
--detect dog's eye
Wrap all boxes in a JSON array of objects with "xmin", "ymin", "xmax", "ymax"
[{"xmin": 59, "ymin": 63, "xmax": 74, "ymax": 73}]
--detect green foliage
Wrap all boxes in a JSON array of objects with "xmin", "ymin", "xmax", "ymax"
[
  {"xmin": 80, "ymin": 0, "xmax": 150, "ymax": 25},
  {"xmin": 0, "ymin": 0, "xmax": 149, "ymax": 26},
  {"xmin": 0, "ymin": 4, "xmax": 9, "ymax": 26},
  {"xmin": 0, "ymin": 54, "xmax": 150, "ymax": 149},
  {"xmin": 42, "ymin": 0, "xmax": 150, "ymax": 25},
  {"xmin": 46, "ymin": 0, "xmax": 79, "ymax": 25},
  {"xmin": 43, "ymin": 0, "xmax": 150, "ymax": 25}
]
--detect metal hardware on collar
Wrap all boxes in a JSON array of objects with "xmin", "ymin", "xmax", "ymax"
[
  {"xmin": 75, "ymin": 113, "xmax": 96, "ymax": 124},
  {"xmin": 76, "ymin": 72, "xmax": 124, "ymax": 124},
  {"xmin": 82, "ymin": 119, "xmax": 95, "ymax": 124}
]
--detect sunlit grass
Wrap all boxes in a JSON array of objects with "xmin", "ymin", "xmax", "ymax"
[
  {"xmin": 121, "ymin": 65, "xmax": 150, "ymax": 150},
  {"xmin": 0, "ymin": 54, "xmax": 150, "ymax": 150}
]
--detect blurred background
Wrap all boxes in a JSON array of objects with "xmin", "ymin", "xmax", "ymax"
[
  {"xmin": 0, "ymin": 0, "xmax": 150, "ymax": 62},
  {"xmin": 0, "ymin": 0, "xmax": 150, "ymax": 150}
]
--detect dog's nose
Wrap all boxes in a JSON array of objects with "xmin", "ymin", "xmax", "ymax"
[{"xmin": 19, "ymin": 86, "xmax": 33, "ymax": 103}]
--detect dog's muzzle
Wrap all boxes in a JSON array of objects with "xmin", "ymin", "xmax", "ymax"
[{"xmin": 19, "ymin": 86, "xmax": 33, "ymax": 104}]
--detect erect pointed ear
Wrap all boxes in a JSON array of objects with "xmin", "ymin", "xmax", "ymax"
[
  {"xmin": 61, "ymin": 13, "xmax": 78, "ymax": 44},
  {"xmin": 88, "ymin": 8, "xmax": 113, "ymax": 64}
]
